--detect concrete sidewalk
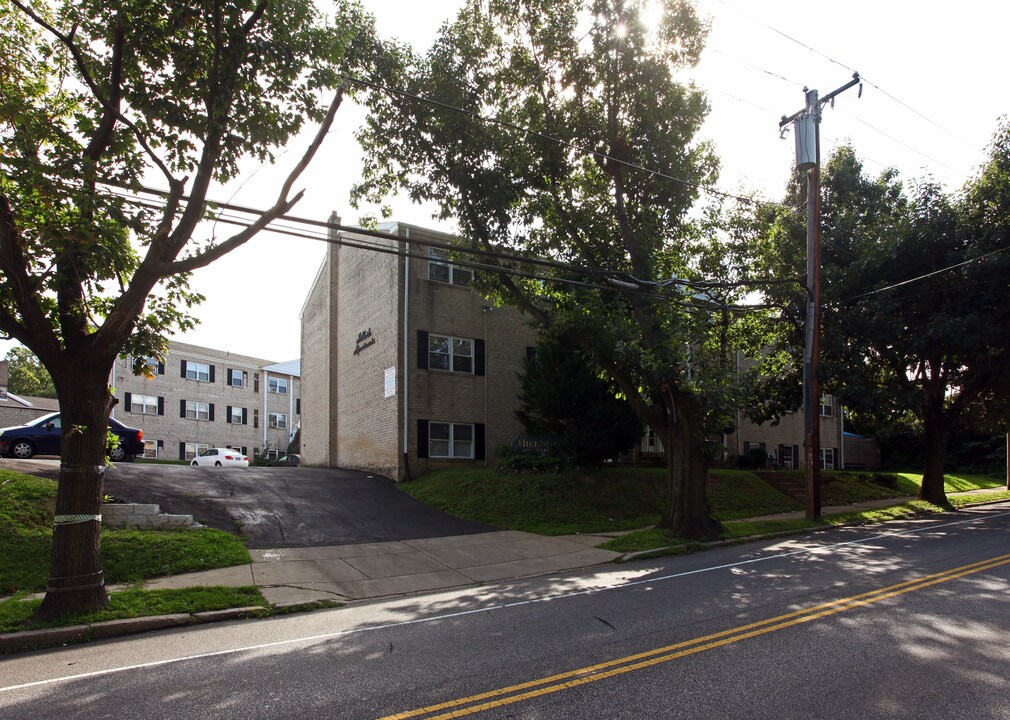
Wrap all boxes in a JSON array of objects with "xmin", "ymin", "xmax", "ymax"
[
  {"xmin": 145, "ymin": 488, "xmax": 1010, "ymax": 607},
  {"xmin": 145, "ymin": 530, "xmax": 623, "ymax": 605},
  {"xmin": 4, "ymin": 489, "xmax": 1007, "ymax": 654}
]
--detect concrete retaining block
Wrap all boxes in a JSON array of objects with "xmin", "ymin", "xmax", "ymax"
[
  {"xmin": 101, "ymin": 503, "xmax": 201, "ymax": 530},
  {"xmin": 103, "ymin": 503, "xmax": 160, "ymax": 516}
]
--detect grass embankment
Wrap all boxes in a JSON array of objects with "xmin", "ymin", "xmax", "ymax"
[
  {"xmin": 0, "ymin": 470, "xmax": 262, "ymax": 634},
  {"xmin": 398, "ymin": 466, "xmax": 802, "ymax": 535},
  {"xmin": 609, "ymin": 471, "xmax": 1010, "ymax": 554},
  {"xmin": 399, "ymin": 465, "xmax": 1008, "ymax": 556}
]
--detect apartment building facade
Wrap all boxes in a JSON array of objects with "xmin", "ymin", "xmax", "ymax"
[
  {"xmin": 300, "ymin": 217, "xmax": 536, "ymax": 479},
  {"xmin": 725, "ymin": 394, "xmax": 846, "ymax": 470},
  {"xmin": 111, "ymin": 341, "xmax": 300, "ymax": 461}
]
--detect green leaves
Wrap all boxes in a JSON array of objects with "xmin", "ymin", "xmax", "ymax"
[
  {"xmin": 1, "ymin": 0, "xmax": 376, "ymax": 364},
  {"xmin": 3, "ymin": 345, "xmax": 56, "ymax": 398}
]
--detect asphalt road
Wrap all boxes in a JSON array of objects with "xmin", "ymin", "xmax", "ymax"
[
  {"xmin": 3, "ymin": 503, "xmax": 1009, "ymax": 719},
  {"xmin": 6, "ymin": 459, "xmax": 495, "ymax": 548}
]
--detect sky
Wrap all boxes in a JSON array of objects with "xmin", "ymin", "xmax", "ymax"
[{"xmin": 3, "ymin": 0, "xmax": 1007, "ymax": 364}]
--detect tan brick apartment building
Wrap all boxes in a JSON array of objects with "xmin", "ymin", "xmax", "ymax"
[
  {"xmin": 300, "ymin": 218, "xmax": 536, "ymax": 479},
  {"xmin": 300, "ymin": 217, "xmax": 878, "ymax": 476},
  {"xmin": 110, "ymin": 341, "xmax": 300, "ymax": 461}
]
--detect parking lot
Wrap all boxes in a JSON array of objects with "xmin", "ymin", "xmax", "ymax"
[{"xmin": 2, "ymin": 459, "xmax": 495, "ymax": 548}]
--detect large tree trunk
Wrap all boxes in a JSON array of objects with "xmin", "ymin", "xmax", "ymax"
[
  {"xmin": 919, "ymin": 402, "xmax": 951, "ymax": 506},
  {"xmin": 657, "ymin": 411, "xmax": 722, "ymax": 540},
  {"xmin": 34, "ymin": 362, "xmax": 115, "ymax": 620}
]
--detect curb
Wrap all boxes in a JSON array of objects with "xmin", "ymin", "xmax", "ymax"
[
  {"xmin": 0, "ymin": 606, "xmax": 269, "ymax": 655},
  {"xmin": 616, "ymin": 495, "xmax": 1010, "ymax": 562},
  {"xmin": 4, "ymin": 495, "xmax": 1006, "ymax": 656}
]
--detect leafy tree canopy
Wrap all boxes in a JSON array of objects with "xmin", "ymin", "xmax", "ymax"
[
  {"xmin": 751, "ymin": 123, "xmax": 1010, "ymax": 503},
  {"xmin": 0, "ymin": 0, "xmax": 378, "ymax": 619},
  {"xmin": 516, "ymin": 330, "xmax": 644, "ymax": 465},
  {"xmin": 3, "ymin": 345, "xmax": 56, "ymax": 398},
  {"xmin": 355, "ymin": 0, "xmax": 762, "ymax": 537}
]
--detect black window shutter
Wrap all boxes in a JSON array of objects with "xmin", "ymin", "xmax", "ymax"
[
  {"xmin": 474, "ymin": 339, "xmax": 486, "ymax": 376},
  {"xmin": 475, "ymin": 423, "xmax": 486, "ymax": 461},
  {"xmin": 157, "ymin": 440, "xmax": 164, "ymax": 449},
  {"xmin": 209, "ymin": 365, "xmax": 216, "ymax": 383},
  {"xmin": 179, "ymin": 399, "xmax": 186, "ymax": 418},
  {"xmin": 179, "ymin": 441, "xmax": 186, "ymax": 460},
  {"xmin": 124, "ymin": 392, "xmax": 132, "ymax": 411},
  {"xmin": 157, "ymin": 397, "xmax": 164, "ymax": 416},
  {"xmin": 417, "ymin": 419, "xmax": 429, "ymax": 458},
  {"xmin": 209, "ymin": 403, "xmax": 215, "ymax": 422},
  {"xmin": 226, "ymin": 405, "xmax": 232, "ymax": 424},
  {"xmin": 296, "ymin": 398, "xmax": 301, "ymax": 415},
  {"xmin": 227, "ymin": 369, "xmax": 233, "ymax": 385},
  {"xmin": 158, "ymin": 362, "xmax": 165, "ymax": 375},
  {"xmin": 242, "ymin": 408, "xmax": 248, "ymax": 425},
  {"xmin": 180, "ymin": 360, "xmax": 187, "ymax": 378},
  {"xmin": 417, "ymin": 330, "xmax": 429, "ymax": 369}
]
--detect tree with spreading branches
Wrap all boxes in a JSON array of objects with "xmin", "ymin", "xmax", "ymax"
[
  {"xmin": 0, "ymin": 0, "xmax": 376, "ymax": 618},
  {"xmin": 752, "ymin": 128, "xmax": 1010, "ymax": 505},
  {"xmin": 355, "ymin": 0, "xmax": 758, "ymax": 539}
]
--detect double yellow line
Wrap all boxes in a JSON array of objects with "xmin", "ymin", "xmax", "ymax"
[{"xmin": 378, "ymin": 552, "xmax": 1010, "ymax": 720}]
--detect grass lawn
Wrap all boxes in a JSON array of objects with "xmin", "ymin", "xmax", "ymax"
[
  {"xmin": 398, "ymin": 466, "xmax": 802, "ymax": 536},
  {"xmin": 821, "ymin": 471, "xmax": 920, "ymax": 502},
  {"xmin": 897, "ymin": 472, "xmax": 1007, "ymax": 493},
  {"xmin": 401, "ymin": 464, "xmax": 1007, "ymax": 556},
  {"xmin": 397, "ymin": 466, "xmax": 665, "ymax": 535},
  {"xmin": 0, "ymin": 586, "xmax": 268, "ymax": 634},
  {"xmin": 602, "ymin": 488, "xmax": 1010, "ymax": 554},
  {"xmin": 0, "ymin": 468, "xmax": 265, "ymax": 636}
]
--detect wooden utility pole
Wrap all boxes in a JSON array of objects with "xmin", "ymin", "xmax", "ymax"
[{"xmin": 780, "ymin": 73, "xmax": 861, "ymax": 521}]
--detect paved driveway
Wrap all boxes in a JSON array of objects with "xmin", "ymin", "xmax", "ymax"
[{"xmin": 12, "ymin": 460, "xmax": 496, "ymax": 548}]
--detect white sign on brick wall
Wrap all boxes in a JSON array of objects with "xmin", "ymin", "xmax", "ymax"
[{"xmin": 384, "ymin": 367, "xmax": 396, "ymax": 398}]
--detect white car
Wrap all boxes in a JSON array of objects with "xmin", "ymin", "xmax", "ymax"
[{"xmin": 191, "ymin": 448, "xmax": 249, "ymax": 468}]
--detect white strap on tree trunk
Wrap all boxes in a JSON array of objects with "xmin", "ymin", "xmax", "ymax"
[{"xmin": 54, "ymin": 514, "xmax": 102, "ymax": 524}]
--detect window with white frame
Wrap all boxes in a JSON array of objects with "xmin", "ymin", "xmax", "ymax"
[
  {"xmin": 230, "ymin": 406, "xmax": 244, "ymax": 424},
  {"xmin": 820, "ymin": 447, "xmax": 836, "ymax": 470},
  {"xmin": 143, "ymin": 440, "xmax": 159, "ymax": 459},
  {"xmin": 428, "ymin": 247, "xmax": 472, "ymax": 286},
  {"xmin": 186, "ymin": 361, "xmax": 211, "ymax": 382},
  {"xmin": 268, "ymin": 412, "xmax": 288, "ymax": 429},
  {"xmin": 819, "ymin": 394, "xmax": 834, "ymax": 417},
  {"xmin": 130, "ymin": 394, "xmax": 159, "ymax": 415},
  {"xmin": 184, "ymin": 442, "xmax": 210, "ymax": 461},
  {"xmin": 136, "ymin": 355, "xmax": 161, "ymax": 374},
  {"xmin": 229, "ymin": 369, "xmax": 244, "ymax": 388},
  {"xmin": 266, "ymin": 449, "xmax": 280, "ymax": 460},
  {"xmin": 428, "ymin": 334, "xmax": 473, "ymax": 373},
  {"xmin": 268, "ymin": 377, "xmax": 288, "ymax": 394},
  {"xmin": 429, "ymin": 422, "xmax": 474, "ymax": 459},
  {"xmin": 186, "ymin": 401, "xmax": 210, "ymax": 421}
]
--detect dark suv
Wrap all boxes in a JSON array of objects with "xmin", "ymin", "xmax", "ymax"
[{"xmin": 0, "ymin": 412, "xmax": 144, "ymax": 461}]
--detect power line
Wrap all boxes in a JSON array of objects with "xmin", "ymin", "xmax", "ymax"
[
  {"xmin": 844, "ymin": 112, "xmax": 953, "ymax": 170},
  {"xmin": 703, "ymin": 48, "xmax": 955, "ymax": 178},
  {"xmin": 833, "ymin": 245, "xmax": 1010, "ymax": 304},
  {"xmin": 114, "ymin": 182, "xmax": 797, "ymax": 293},
  {"xmin": 106, "ymin": 185, "xmax": 795, "ymax": 315},
  {"xmin": 706, "ymin": 47, "xmax": 805, "ymax": 88},
  {"xmin": 711, "ymin": 0, "xmax": 985, "ymax": 155}
]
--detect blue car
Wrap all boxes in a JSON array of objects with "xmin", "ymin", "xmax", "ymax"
[{"xmin": 0, "ymin": 412, "xmax": 145, "ymax": 461}]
